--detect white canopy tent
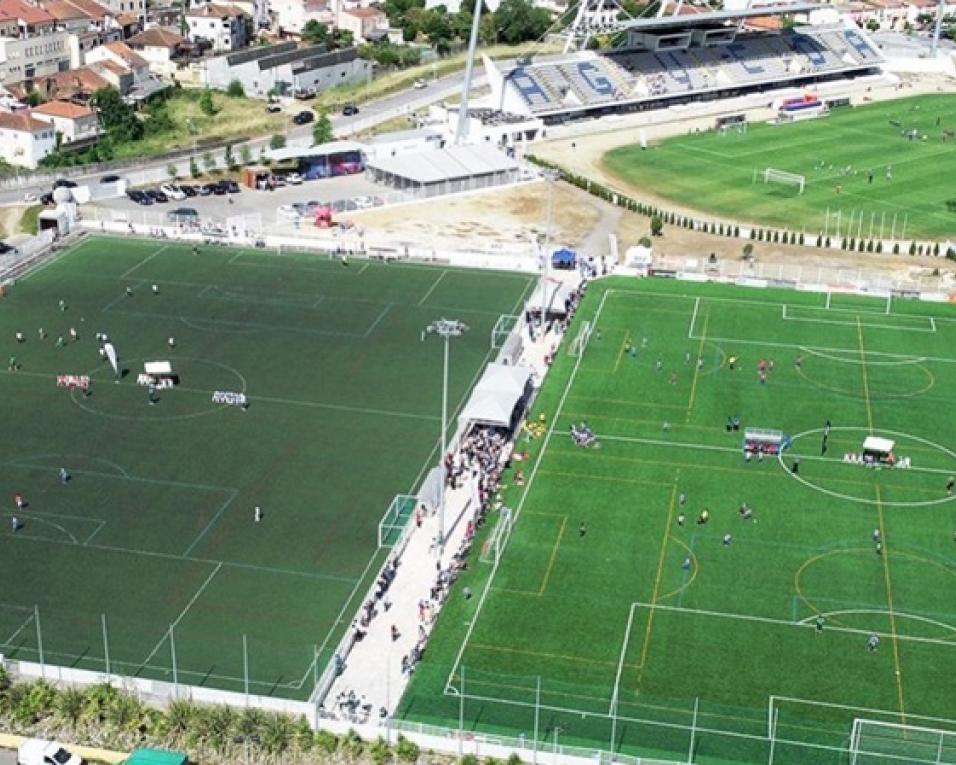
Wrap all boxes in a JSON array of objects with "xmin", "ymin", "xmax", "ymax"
[
  {"xmin": 863, "ymin": 436, "xmax": 895, "ymax": 455},
  {"xmin": 459, "ymin": 363, "xmax": 533, "ymax": 429}
]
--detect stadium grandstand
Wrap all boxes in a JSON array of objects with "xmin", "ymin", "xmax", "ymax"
[{"xmin": 484, "ymin": 4, "xmax": 884, "ymax": 122}]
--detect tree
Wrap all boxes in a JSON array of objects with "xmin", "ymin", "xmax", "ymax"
[
  {"xmin": 199, "ymin": 88, "xmax": 217, "ymax": 116},
  {"xmin": 742, "ymin": 242, "xmax": 754, "ymax": 259},
  {"xmin": 226, "ymin": 79, "xmax": 245, "ymax": 97},
  {"xmin": 492, "ymin": 0, "xmax": 552, "ymax": 44},
  {"xmin": 650, "ymin": 215, "xmax": 663, "ymax": 236},
  {"xmin": 167, "ymin": 163, "xmax": 178, "ymax": 179},
  {"xmin": 91, "ymin": 87, "xmax": 143, "ymax": 142},
  {"xmin": 240, "ymin": 144, "xmax": 252, "ymax": 165},
  {"xmin": 312, "ymin": 111, "xmax": 334, "ymax": 145},
  {"xmin": 335, "ymin": 28, "xmax": 354, "ymax": 48},
  {"xmin": 224, "ymin": 143, "xmax": 238, "ymax": 170},
  {"xmin": 190, "ymin": 156, "xmax": 201, "ymax": 178},
  {"xmin": 270, "ymin": 133, "xmax": 286, "ymax": 150},
  {"xmin": 302, "ymin": 19, "xmax": 330, "ymax": 45},
  {"xmin": 26, "ymin": 88, "xmax": 42, "ymax": 106},
  {"xmin": 202, "ymin": 151, "xmax": 216, "ymax": 172}
]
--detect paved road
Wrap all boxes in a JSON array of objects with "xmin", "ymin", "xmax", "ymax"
[
  {"xmin": 0, "ymin": 66, "xmax": 491, "ymax": 206},
  {"xmin": 0, "ymin": 747, "xmax": 16, "ymax": 765}
]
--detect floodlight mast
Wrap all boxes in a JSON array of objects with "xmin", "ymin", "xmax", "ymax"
[
  {"xmin": 424, "ymin": 319, "xmax": 470, "ymax": 555},
  {"xmin": 455, "ymin": 0, "xmax": 484, "ymax": 144}
]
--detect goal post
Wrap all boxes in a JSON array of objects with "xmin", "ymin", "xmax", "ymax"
[
  {"xmin": 479, "ymin": 506, "xmax": 513, "ymax": 564},
  {"xmin": 566, "ymin": 320, "xmax": 593, "ymax": 358},
  {"xmin": 763, "ymin": 168, "xmax": 806, "ymax": 195},
  {"xmin": 849, "ymin": 718, "xmax": 956, "ymax": 765},
  {"xmin": 491, "ymin": 314, "xmax": 519, "ymax": 350},
  {"xmin": 378, "ymin": 494, "xmax": 417, "ymax": 549}
]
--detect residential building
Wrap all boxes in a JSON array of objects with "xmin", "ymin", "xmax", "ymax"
[
  {"xmin": 190, "ymin": 0, "xmax": 268, "ymax": 29},
  {"xmin": 0, "ymin": 109, "xmax": 55, "ymax": 167},
  {"xmin": 203, "ymin": 41, "xmax": 370, "ymax": 96},
  {"xmin": 11, "ymin": 64, "xmax": 108, "ymax": 101},
  {"xmin": 0, "ymin": 31, "xmax": 72, "ymax": 84},
  {"xmin": 85, "ymin": 39, "xmax": 168, "ymax": 100},
  {"xmin": 270, "ymin": 0, "xmax": 332, "ymax": 35},
  {"xmin": 126, "ymin": 27, "xmax": 189, "ymax": 77},
  {"xmin": 31, "ymin": 98, "xmax": 100, "ymax": 145},
  {"xmin": 185, "ymin": 3, "xmax": 248, "ymax": 52},
  {"xmin": 337, "ymin": 6, "xmax": 386, "ymax": 40}
]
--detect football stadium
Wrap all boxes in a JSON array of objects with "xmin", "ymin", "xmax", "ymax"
[{"xmin": 2, "ymin": 0, "xmax": 956, "ymax": 761}]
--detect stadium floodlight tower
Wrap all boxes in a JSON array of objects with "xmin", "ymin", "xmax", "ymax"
[
  {"xmin": 424, "ymin": 318, "xmax": 470, "ymax": 555},
  {"xmin": 931, "ymin": 0, "xmax": 945, "ymax": 56},
  {"xmin": 455, "ymin": 0, "xmax": 500, "ymax": 144}
]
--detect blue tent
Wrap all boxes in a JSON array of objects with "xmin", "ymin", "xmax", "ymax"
[{"xmin": 551, "ymin": 248, "xmax": 577, "ymax": 269}]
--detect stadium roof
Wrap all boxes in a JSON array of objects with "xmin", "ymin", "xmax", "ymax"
[
  {"xmin": 620, "ymin": 3, "xmax": 821, "ymax": 31},
  {"xmin": 365, "ymin": 144, "xmax": 518, "ymax": 185}
]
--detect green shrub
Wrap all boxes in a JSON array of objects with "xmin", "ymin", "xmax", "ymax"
[{"xmin": 395, "ymin": 735, "xmax": 420, "ymax": 763}]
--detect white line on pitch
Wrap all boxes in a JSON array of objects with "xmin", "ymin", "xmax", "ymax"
[
  {"xmin": 419, "ymin": 270, "xmax": 448, "ymax": 306},
  {"xmin": 121, "ymin": 245, "xmax": 167, "ymax": 279},
  {"xmin": 138, "ymin": 561, "xmax": 223, "ymax": 668},
  {"xmin": 363, "ymin": 303, "xmax": 393, "ymax": 337}
]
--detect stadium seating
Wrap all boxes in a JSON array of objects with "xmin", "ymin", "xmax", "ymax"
[{"xmin": 506, "ymin": 24, "xmax": 883, "ymax": 116}]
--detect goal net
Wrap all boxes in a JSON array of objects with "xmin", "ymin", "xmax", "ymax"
[
  {"xmin": 567, "ymin": 320, "xmax": 593, "ymax": 358},
  {"xmin": 480, "ymin": 506, "xmax": 513, "ymax": 564},
  {"xmin": 491, "ymin": 314, "xmax": 519, "ymax": 350},
  {"xmin": 377, "ymin": 494, "xmax": 417, "ymax": 549},
  {"xmin": 763, "ymin": 168, "xmax": 805, "ymax": 195},
  {"xmin": 850, "ymin": 718, "xmax": 956, "ymax": 765}
]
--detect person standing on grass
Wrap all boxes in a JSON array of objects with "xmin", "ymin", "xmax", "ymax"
[
  {"xmin": 815, "ymin": 615, "xmax": 825, "ymax": 633},
  {"xmin": 59, "ymin": 467, "xmax": 70, "ymax": 485},
  {"xmin": 866, "ymin": 633, "xmax": 880, "ymax": 652},
  {"xmin": 254, "ymin": 506, "xmax": 262, "ymax": 523},
  {"xmin": 11, "ymin": 515, "xmax": 19, "ymax": 533},
  {"xmin": 579, "ymin": 522, "xmax": 587, "ymax": 538},
  {"xmin": 947, "ymin": 476, "xmax": 955, "ymax": 494}
]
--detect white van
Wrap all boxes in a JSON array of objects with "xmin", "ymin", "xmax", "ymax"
[{"xmin": 17, "ymin": 739, "xmax": 84, "ymax": 765}]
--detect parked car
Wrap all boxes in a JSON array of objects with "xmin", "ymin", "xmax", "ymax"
[
  {"xmin": 18, "ymin": 739, "xmax": 84, "ymax": 765},
  {"xmin": 0, "ymin": 241, "xmax": 19, "ymax": 255},
  {"xmin": 341, "ymin": 103, "xmax": 359, "ymax": 116},
  {"xmin": 23, "ymin": 192, "xmax": 37, "ymax": 202},
  {"xmin": 413, "ymin": 78, "xmax": 428, "ymax": 89},
  {"xmin": 277, "ymin": 204, "xmax": 302, "ymax": 221},
  {"xmin": 180, "ymin": 184, "xmax": 198, "ymax": 197},
  {"xmin": 127, "ymin": 189, "xmax": 151, "ymax": 205},
  {"xmin": 353, "ymin": 195, "xmax": 376, "ymax": 209},
  {"xmin": 146, "ymin": 189, "xmax": 168, "ymax": 203},
  {"xmin": 40, "ymin": 191, "xmax": 54, "ymax": 205},
  {"xmin": 160, "ymin": 183, "xmax": 186, "ymax": 200},
  {"xmin": 293, "ymin": 88, "xmax": 316, "ymax": 100},
  {"xmin": 52, "ymin": 178, "xmax": 77, "ymax": 189},
  {"xmin": 266, "ymin": 103, "xmax": 283, "ymax": 113},
  {"xmin": 197, "ymin": 184, "xmax": 214, "ymax": 196},
  {"xmin": 225, "ymin": 180, "xmax": 240, "ymax": 193},
  {"xmin": 100, "ymin": 174, "xmax": 121, "ymax": 184},
  {"xmin": 286, "ymin": 172, "xmax": 303, "ymax": 185},
  {"xmin": 292, "ymin": 110, "xmax": 314, "ymax": 125},
  {"xmin": 211, "ymin": 181, "xmax": 227, "ymax": 195},
  {"xmin": 166, "ymin": 207, "xmax": 199, "ymax": 223}
]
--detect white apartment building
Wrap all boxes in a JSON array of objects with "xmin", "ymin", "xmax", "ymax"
[
  {"xmin": 0, "ymin": 32, "xmax": 72, "ymax": 84},
  {"xmin": 185, "ymin": 3, "xmax": 248, "ymax": 52},
  {"xmin": 0, "ymin": 110, "xmax": 55, "ymax": 167}
]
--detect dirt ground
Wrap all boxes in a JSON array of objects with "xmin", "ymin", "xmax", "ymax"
[
  {"xmin": 0, "ymin": 205, "xmax": 27, "ymax": 238},
  {"xmin": 351, "ymin": 181, "xmax": 603, "ymax": 250}
]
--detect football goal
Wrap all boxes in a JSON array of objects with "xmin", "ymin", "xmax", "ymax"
[
  {"xmin": 763, "ymin": 168, "xmax": 806, "ymax": 195},
  {"xmin": 567, "ymin": 320, "xmax": 593, "ymax": 358},
  {"xmin": 378, "ymin": 494, "xmax": 417, "ymax": 549},
  {"xmin": 849, "ymin": 718, "xmax": 956, "ymax": 764},
  {"xmin": 479, "ymin": 506, "xmax": 513, "ymax": 564}
]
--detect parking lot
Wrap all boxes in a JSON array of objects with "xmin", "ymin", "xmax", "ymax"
[{"xmin": 84, "ymin": 172, "xmax": 397, "ymax": 232}]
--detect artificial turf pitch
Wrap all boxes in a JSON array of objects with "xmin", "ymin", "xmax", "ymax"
[
  {"xmin": 396, "ymin": 278, "xmax": 956, "ymax": 764},
  {"xmin": 0, "ymin": 235, "xmax": 534, "ymax": 698},
  {"xmin": 604, "ymin": 94, "xmax": 956, "ymax": 240}
]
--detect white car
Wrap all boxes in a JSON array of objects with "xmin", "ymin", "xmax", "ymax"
[
  {"xmin": 23, "ymin": 192, "xmax": 37, "ymax": 202},
  {"xmin": 160, "ymin": 184, "xmax": 186, "ymax": 200},
  {"xmin": 413, "ymin": 78, "xmax": 428, "ymax": 89},
  {"xmin": 277, "ymin": 204, "xmax": 302, "ymax": 221},
  {"xmin": 286, "ymin": 172, "xmax": 303, "ymax": 185},
  {"xmin": 18, "ymin": 739, "xmax": 84, "ymax": 765},
  {"xmin": 353, "ymin": 195, "xmax": 376, "ymax": 209}
]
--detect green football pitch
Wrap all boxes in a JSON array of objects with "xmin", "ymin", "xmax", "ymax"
[
  {"xmin": 397, "ymin": 278, "xmax": 956, "ymax": 764},
  {"xmin": 0, "ymin": 235, "xmax": 534, "ymax": 699},
  {"xmin": 604, "ymin": 94, "xmax": 956, "ymax": 240}
]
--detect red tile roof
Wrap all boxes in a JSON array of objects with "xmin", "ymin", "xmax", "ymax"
[
  {"xmin": 32, "ymin": 99, "xmax": 94, "ymax": 118},
  {"xmin": 0, "ymin": 0, "xmax": 55, "ymax": 24},
  {"xmin": 127, "ymin": 26, "xmax": 185, "ymax": 47},
  {"xmin": 186, "ymin": 2, "xmax": 246, "ymax": 17},
  {"xmin": 0, "ymin": 109, "xmax": 50, "ymax": 132}
]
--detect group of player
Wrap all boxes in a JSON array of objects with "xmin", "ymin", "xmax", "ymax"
[{"xmin": 8, "ymin": 468, "xmax": 70, "ymax": 533}]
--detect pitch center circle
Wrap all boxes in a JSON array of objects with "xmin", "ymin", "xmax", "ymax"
[
  {"xmin": 794, "ymin": 350, "xmax": 934, "ymax": 400},
  {"xmin": 777, "ymin": 427, "xmax": 956, "ymax": 507},
  {"xmin": 69, "ymin": 356, "xmax": 247, "ymax": 421}
]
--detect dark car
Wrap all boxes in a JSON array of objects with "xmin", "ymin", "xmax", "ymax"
[
  {"xmin": 292, "ymin": 110, "xmax": 314, "ymax": 125},
  {"xmin": 197, "ymin": 184, "xmax": 214, "ymax": 196},
  {"xmin": 166, "ymin": 207, "xmax": 199, "ymax": 223},
  {"xmin": 341, "ymin": 103, "xmax": 359, "ymax": 116},
  {"xmin": 53, "ymin": 178, "xmax": 78, "ymax": 189},
  {"xmin": 180, "ymin": 184, "xmax": 197, "ymax": 197},
  {"xmin": 100, "ymin": 174, "xmax": 121, "ymax": 184},
  {"xmin": 0, "ymin": 241, "xmax": 18, "ymax": 255},
  {"xmin": 128, "ymin": 190, "xmax": 153, "ymax": 206},
  {"xmin": 146, "ymin": 189, "xmax": 168, "ymax": 203},
  {"xmin": 40, "ymin": 191, "xmax": 54, "ymax": 205},
  {"xmin": 225, "ymin": 180, "xmax": 240, "ymax": 194},
  {"xmin": 211, "ymin": 181, "xmax": 227, "ymax": 195}
]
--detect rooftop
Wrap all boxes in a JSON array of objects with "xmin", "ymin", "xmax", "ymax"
[
  {"xmin": 127, "ymin": 26, "xmax": 186, "ymax": 48},
  {"xmin": 186, "ymin": 3, "xmax": 246, "ymax": 17},
  {"xmin": 344, "ymin": 6, "xmax": 385, "ymax": 16},
  {"xmin": 32, "ymin": 99, "xmax": 95, "ymax": 118},
  {"xmin": 0, "ymin": 109, "xmax": 50, "ymax": 132}
]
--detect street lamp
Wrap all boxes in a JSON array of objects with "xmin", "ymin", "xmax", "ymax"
[
  {"xmin": 423, "ymin": 318, "xmax": 469, "ymax": 555},
  {"xmin": 539, "ymin": 168, "xmax": 561, "ymax": 319}
]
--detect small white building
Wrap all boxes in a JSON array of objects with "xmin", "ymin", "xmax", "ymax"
[
  {"xmin": 126, "ymin": 27, "xmax": 189, "ymax": 78},
  {"xmin": 186, "ymin": 3, "xmax": 248, "ymax": 52},
  {"xmin": 337, "ymin": 6, "xmax": 387, "ymax": 40},
  {"xmin": 0, "ymin": 110, "xmax": 55, "ymax": 168},
  {"xmin": 31, "ymin": 100, "xmax": 101, "ymax": 146}
]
